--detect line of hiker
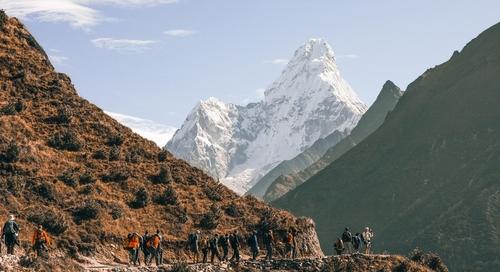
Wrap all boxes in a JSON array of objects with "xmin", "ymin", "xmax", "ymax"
[
  {"xmin": 124, "ymin": 229, "xmax": 164, "ymax": 266},
  {"xmin": 333, "ymin": 227, "xmax": 374, "ymax": 255},
  {"xmin": 1, "ymin": 215, "xmax": 51, "ymax": 258},
  {"xmin": 186, "ymin": 228, "xmax": 298, "ymax": 264}
]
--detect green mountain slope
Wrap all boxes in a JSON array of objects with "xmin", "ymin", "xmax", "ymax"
[
  {"xmin": 264, "ymin": 81, "xmax": 402, "ymax": 202},
  {"xmin": 246, "ymin": 130, "xmax": 346, "ymax": 199},
  {"xmin": 274, "ymin": 22, "xmax": 500, "ymax": 272}
]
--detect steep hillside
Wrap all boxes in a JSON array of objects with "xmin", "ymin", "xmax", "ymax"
[
  {"xmin": 263, "ymin": 81, "xmax": 401, "ymax": 202},
  {"xmin": 246, "ymin": 129, "xmax": 346, "ymax": 199},
  {"xmin": 0, "ymin": 13, "xmax": 323, "ymax": 270},
  {"xmin": 274, "ymin": 22, "xmax": 500, "ymax": 271},
  {"xmin": 166, "ymin": 39, "xmax": 366, "ymax": 194}
]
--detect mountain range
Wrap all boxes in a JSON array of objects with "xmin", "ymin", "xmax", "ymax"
[
  {"xmin": 166, "ymin": 39, "xmax": 367, "ymax": 194},
  {"xmin": 274, "ymin": 22, "xmax": 500, "ymax": 272}
]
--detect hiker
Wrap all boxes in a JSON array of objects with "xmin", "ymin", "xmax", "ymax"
[
  {"xmin": 341, "ymin": 227, "xmax": 353, "ymax": 254},
  {"xmin": 124, "ymin": 232, "xmax": 142, "ymax": 265},
  {"xmin": 150, "ymin": 229, "xmax": 163, "ymax": 266},
  {"xmin": 263, "ymin": 230, "xmax": 274, "ymax": 261},
  {"xmin": 334, "ymin": 238, "xmax": 344, "ymax": 255},
  {"xmin": 362, "ymin": 227, "xmax": 374, "ymax": 254},
  {"xmin": 209, "ymin": 234, "xmax": 221, "ymax": 264},
  {"xmin": 229, "ymin": 230, "xmax": 240, "ymax": 262},
  {"xmin": 200, "ymin": 237, "xmax": 209, "ymax": 263},
  {"xmin": 285, "ymin": 229, "xmax": 295, "ymax": 259},
  {"xmin": 142, "ymin": 230, "xmax": 150, "ymax": 264},
  {"xmin": 248, "ymin": 231, "xmax": 259, "ymax": 260},
  {"xmin": 352, "ymin": 233, "xmax": 362, "ymax": 253},
  {"xmin": 187, "ymin": 230, "xmax": 200, "ymax": 263},
  {"xmin": 32, "ymin": 225, "xmax": 50, "ymax": 258},
  {"xmin": 2, "ymin": 214, "xmax": 20, "ymax": 255},
  {"xmin": 218, "ymin": 233, "xmax": 229, "ymax": 261}
]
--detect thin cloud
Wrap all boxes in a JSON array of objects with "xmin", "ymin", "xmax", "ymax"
[
  {"xmin": 49, "ymin": 55, "xmax": 69, "ymax": 65},
  {"xmin": 0, "ymin": 0, "xmax": 178, "ymax": 28},
  {"xmin": 91, "ymin": 38, "xmax": 157, "ymax": 53},
  {"xmin": 164, "ymin": 29, "xmax": 197, "ymax": 37},
  {"xmin": 264, "ymin": 58, "xmax": 289, "ymax": 65}
]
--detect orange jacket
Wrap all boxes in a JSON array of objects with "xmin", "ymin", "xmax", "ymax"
[
  {"xmin": 32, "ymin": 230, "xmax": 50, "ymax": 246},
  {"xmin": 125, "ymin": 234, "xmax": 141, "ymax": 249}
]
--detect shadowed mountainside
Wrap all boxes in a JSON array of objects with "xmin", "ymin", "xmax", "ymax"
[{"xmin": 274, "ymin": 22, "xmax": 500, "ymax": 271}]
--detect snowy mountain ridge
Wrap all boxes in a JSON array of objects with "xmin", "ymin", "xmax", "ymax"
[{"xmin": 166, "ymin": 39, "xmax": 367, "ymax": 194}]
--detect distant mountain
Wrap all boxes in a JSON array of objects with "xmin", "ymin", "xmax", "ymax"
[
  {"xmin": 274, "ymin": 22, "xmax": 500, "ymax": 272},
  {"xmin": 259, "ymin": 80, "xmax": 401, "ymax": 202},
  {"xmin": 246, "ymin": 129, "xmax": 347, "ymax": 199},
  {"xmin": 166, "ymin": 39, "xmax": 367, "ymax": 194},
  {"xmin": 106, "ymin": 111, "xmax": 177, "ymax": 147}
]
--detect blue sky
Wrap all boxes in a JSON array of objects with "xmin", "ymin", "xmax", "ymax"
[{"xmin": 2, "ymin": 0, "xmax": 500, "ymax": 127}]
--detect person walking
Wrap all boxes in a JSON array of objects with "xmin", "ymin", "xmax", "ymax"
[
  {"xmin": 151, "ymin": 229, "xmax": 163, "ymax": 266},
  {"xmin": 218, "ymin": 233, "xmax": 229, "ymax": 261},
  {"xmin": 209, "ymin": 234, "xmax": 221, "ymax": 264},
  {"xmin": 200, "ymin": 237, "xmax": 209, "ymax": 263},
  {"xmin": 229, "ymin": 230, "xmax": 240, "ymax": 262},
  {"xmin": 2, "ymin": 215, "xmax": 20, "ymax": 255},
  {"xmin": 187, "ymin": 230, "xmax": 200, "ymax": 263},
  {"xmin": 334, "ymin": 238, "xmax": 344, "ymax": 255},
  {"xmin": 285, "ymin": 229, "xmax": 295, "ymax": 259},
  {"xmin": 124, "ymin": 232, "xmax": 142, "ymax": 265},
  {"xmin": 362, "ymin": 227, "xmax": 374, "ymax": 254},
  {"xmin": 341, "ymin": 228, "xmax": 353, "ymax": 254},
  {"xmin": 249, "ymin": 231, "xmax": 259, "ymax": 261},
  {"xmin": 32, "ymin": 225, "xmax": 50, "ymax": 258},
  {"xmin": 142, "ymin": 230, "xmax": 150, "ymax": 264},
  {"xmin": 263, "ymin": 230, "xmax": 274, "ymax": 261},
  {"xmin": 352, "ymin": 233, "xmax": 362, "ymax": 253}
]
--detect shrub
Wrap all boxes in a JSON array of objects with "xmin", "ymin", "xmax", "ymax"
[
  {"xmin": 73, "ymin": 200, "xmax": 100, "ymax": 223},
  {"xmin": 199, "ymin": 204, "xmax": 221, "ymax": 230},
  {"xmin": 27, "ymin": 208, "xmax": 68, "ymax": 235},
  {"xmin": 0, "ymin": 100, "xmax": 22, "ymax": 115},
  {"xmin": 125, "ymin": 149, "xmax": 141, "ymax": 164},
  {"xmin": 409, "ymin": 248, "xmax": 425, "ymax": 263},
  {"xmin": 1, "ymin": 141, "xmax": 20, "ymax": 163},
  {"xmin": 101, "ymin": 169, "xmax": 129, "ymax": 183},
  {"xmin": 48, "ymin": 130, "xmax": 83, "ymax": 151},
  {"xmin": 7, "ymin": 176, "xmax": 24, "ymax": 196},
  {"xmin": 225, "ymin": 202, "xmax": 242, "ymax": 217},
  {"xmin": 110, "ymin": 206, "xmax": 123, "ymax": 220},
  {"xmin": 107, "ymin": 133, "xmax": 124, "ymax": 146},
  {"xmin": 79, "ymin": 172, "xmax": 96, "ymax": 185},
  {"xmin": 0, "ymin": 10, "xmax": 7, "ymax": 31},
  {"xmin": 92, "ymin": 150, "xmax": 107, "ymax": 160},
  {"xmin": 46, "ymin": 107, "xmax": 72, "ymax": 124},
  {"xmin": 150, "ymin": 165, "xmax": 173, "ymax": 184},
  {"xmin": 426, "ymin": 253, "xmax": 449, "ymax": 272},
  {"xmin": 58, "ymin": 169, "xmax": 78, "ymax": 187},
  {"xmin": 158, "ymin": 150, "xmax": 169, "ymax": 162},
  {"xmin": 203, "ymin": 185, "xmax": 222, "ymax": 201},
  {"xmin": 129, "ymin": 187, "xmax": 149, "ymax": 209},
  {"xmin": 108, "ymin": 146, "xmax": 120, "ymax": 161},
  {"xmin": 79, "ymin": 184, "xmax": 94, "ymax": 195},
  {"xmin": 155, "ymin": 186, "xmax": 178, "ymax": 205},
  {"xmin": 187, "ymin": 176, "xmax": 197, "ymax": 185},
  {"xmin": 33, "ymin": 182, "xmax": 56, "ymax": 202}
]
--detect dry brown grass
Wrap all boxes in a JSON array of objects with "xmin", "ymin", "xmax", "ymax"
[{"xmin": 0, "ymin": 14, "xmax": 323, "ymax": 267}]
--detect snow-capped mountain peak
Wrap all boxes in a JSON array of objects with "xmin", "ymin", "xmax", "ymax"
[{"xmin": 166, "ymin": 39, "xmax": 367, "ymax": 194}]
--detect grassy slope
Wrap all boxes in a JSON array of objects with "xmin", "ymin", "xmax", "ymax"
[
  {"xmin": 274, "ymin": 22, "xmax": 500, "ymax": 272},
  {"xmin": 0, "ymin": 14, "xmax": 323, "ymax": 268}
]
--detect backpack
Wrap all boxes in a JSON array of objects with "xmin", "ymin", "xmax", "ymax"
[
  {"xmin": 342, "ymin": 231, "xmax": 352, "ymax": 242},
  {"xmin": 188, "ymin": 233, "xmax": 197, "ymax": 245},
  {"xmin": 4, "ymin": 221, "xmax": 17, "ymax": 235}
]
